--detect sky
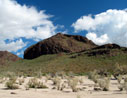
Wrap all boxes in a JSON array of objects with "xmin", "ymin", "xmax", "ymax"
[{"xmin": 0, "ymin": 0, "xmax": 127, "ymax": 58}]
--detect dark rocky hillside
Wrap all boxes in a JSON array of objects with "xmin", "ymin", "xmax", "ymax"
[
  {"xmin": 24, "ymin": 33, "xmax": 97, "ymax": 59},
  {"xmin": 0, "ymin": 51, "xmax": 21, "ymax": 65},
  {"xmin": 93, "ymin": 44, "xmax": 121, "ymax": 50},
  {"xmin": 73, "ymin": 44, "xmax": 127, "ymax": 57}
]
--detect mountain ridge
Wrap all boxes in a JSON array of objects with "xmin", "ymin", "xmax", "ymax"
[{"xmin": 24, "ymin": 33, "xmax": 97, "ymax": 59}]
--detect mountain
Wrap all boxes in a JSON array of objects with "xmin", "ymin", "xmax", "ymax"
[
  {"xmin": 24, "ymin": 33, "xmax": 97, "ymax": 59},
  {"xmin": 0, "ymin": 33, "xmax": 127, "ymax": 76},
  {"xmin": 0, "ymin": 51, "xmax": 21, "ymax": 65}
]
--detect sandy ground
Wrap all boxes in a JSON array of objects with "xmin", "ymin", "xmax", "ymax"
[{"xmin": 0, "ymin": 76, "xmax": 127, "ymax": 98}]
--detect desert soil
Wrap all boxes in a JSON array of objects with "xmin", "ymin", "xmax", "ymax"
[{"xmin": 0, "ymin": 76, "xmax": 127, "ymax": 98}]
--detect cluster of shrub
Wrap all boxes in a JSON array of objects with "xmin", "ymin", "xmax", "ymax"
[
  {"xmin": 0, "ymin": 63, "xmax": 127, "ymax": 93},
  {"xmin": 88, "ymin": 64, "xmax": 127, "ymax": 92}
]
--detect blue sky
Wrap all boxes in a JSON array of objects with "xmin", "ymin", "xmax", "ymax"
[
  {"xmin": 1, "ymin": 0, "xmax": 127, "ymax": 58},
  {"xmin": 17, "ymin": 0, "xmax": 127, "ymax": 34},
  {"xmin": 19, "ymin": 1, "xmax": 126, "ymax": 24}
]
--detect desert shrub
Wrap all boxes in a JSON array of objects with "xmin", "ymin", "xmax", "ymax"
[
  {"xmin": 113, "ymin": 63, "xmax": 124, "ymax": 78},
  {"xmin": 88, "ymin": 70, "xmax": 99, "ymax": 83},
  {"xmin": 52, "ymin": 76, "xmax": 67, "ymax": 91},
  {"xmin": 94, "ymin": 83, "xmax": 101, "ymax": 91},
  {"xmin": 88, "ymin": 70, "xmax": 97, "ymax": 79},
  {"xmin": 78, "ymin": 77, "xmax": 84, "ymax": 85},
  {"xmin": 36, "ymin": 70, "xmax": 42, "ymax": 78},
  {"xmin": 68, "ymin": 77, "xmax": 79, "ymax": 92},
  {"xmin": 124, "ymin": 83, "xmax": 127, "ymax": 93},
  {"xmin": 57, "ymin": 71, "xmax": 67, "ymax": 79},
  {"xmin": 92, "ymin": 75, "xmax": 100, "ymax": 83},
  {"xmin": 117, "ymin": 75, "xmax": 122, "ymax": 84},
  {"xmin": 25, "ymin": 85, "xmax": 29, "ymax": 90},
  {"xmin": 6, "ymin": 72, "xmax": 16, "ymax": 79},
  {"xmin": 5, "ymin": 78, "xmax": 19, "ymax": 89},
  {"xmin": 97, "ymin": 77, "xmax": 110, "ymax": 91},
  {"xmin": 117, "ymin": 75, "xmax": 127, "ymax": 92},
  {"xmin": 124, "ymin": 76, "xmax": 127, "ymax": 82},
  {"xmin": 89, "ymin": 70, "xmax": 111, "ymax": 91},
  {"xmin": 53, "ymin": 77, "xmax": 66, "ymax": 91},
  {"xmin": 27, "ymin": 78, "xmax": 48, "ymax": 89},
  {"xmin": 0, "ymin": 77, "xmax": 6, "ymax": 83},
  {"xmin": 45, "ymin": 74, "xmax": 52, "ymax": 80},
  {"xmin": 52, "ymin": 77, "xmax": 61, "ymax": 85},
  {"xmin": 55, "ymin": 78, "xmax": 61, "ymax": 90},
  {"xmin": 118, "ymin": 83, "xmax": 124, "ymax": 91},
  {"xmin": 60, "ymin": 82, "xmax": 67, "ymax": 91},
  {"xmin": 67, "ymin": 71, "xmax": 75, "ymax": 78},
  {"xmin": 124, "ymin": 77, "xmax": 127, "ymax": 93},
  {"xmin": 18, "ymin": 78, "xmax": 25, "ymax": 85},
  {"xmin": 98, "ymin": 69, "xmax": 111, "ymax": 77}
]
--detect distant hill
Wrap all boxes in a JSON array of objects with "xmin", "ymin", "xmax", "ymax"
[
  {"xmin": 0, "ymin": 51, "xmax": 21, "ymax": 65},
  {"xmin": 24, "ymin": 33, "xmax": 97, "ymax": 59}
]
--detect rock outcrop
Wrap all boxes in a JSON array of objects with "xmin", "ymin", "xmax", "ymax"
[
  {"xmin": 93, "ymin": 44, "xmax": 121, "ymax": 50},
  {"xmin": 24, "ymin": 33, "xmax": 97, "ymax": 59},
  {"xmin": 85, "ymin": 44, "xmax": 126, "ymax": 56}
]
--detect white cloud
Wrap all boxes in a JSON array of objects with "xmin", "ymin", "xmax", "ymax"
[
  {"xmin": 86, "ymin": 32, "xmax": 109, "ymax": 45},
  {"xmin": 0, "ymin": 39, "xmax": 26, "ymax": 52},
  {"xmin": 0, "ymin": 0, "xmax": 57, "ymax": 52},
  {"xmin": 72, "ymin": 9, "xmax": 127, "ymax": 47}
]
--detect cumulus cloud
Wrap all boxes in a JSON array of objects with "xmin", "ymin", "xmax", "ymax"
[
  {"xmin": 86, "ymin": 32, "xmax": 109, "ymax": 45},
  {"xmin": 72, "ymin": 9, "xmax": 127, "ymax": 47},
  {"xmin": 0, "ymin": 39, "xmax": 26, "ymax": 52},
  {"xmin": 0, "ymin": 0, "xmax": 57, "ymax": 52}
]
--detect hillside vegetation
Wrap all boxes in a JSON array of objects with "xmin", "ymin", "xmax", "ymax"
[{"xmin": 1, "ymin": 48, "xmax": 127, "ymax": 76}]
